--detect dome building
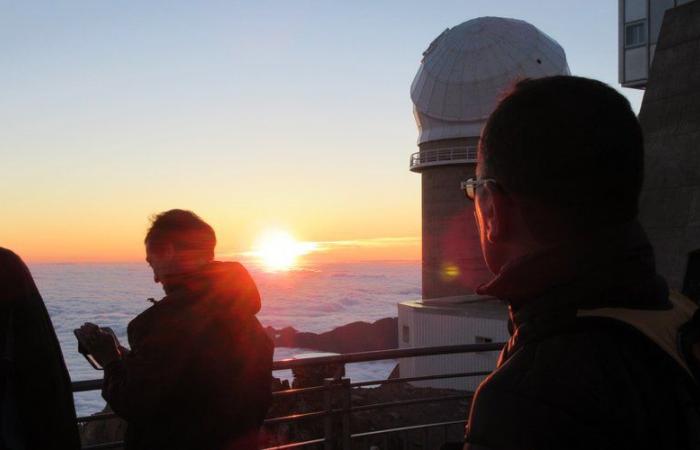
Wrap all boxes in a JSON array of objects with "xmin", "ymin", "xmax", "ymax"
[
  {"xmin": 411, "ymin": 16, "xmax": 570, "ymax": 299},
  {"xmin": 399, "ymin": 17, "xmax": 570, "ymax": 390}
]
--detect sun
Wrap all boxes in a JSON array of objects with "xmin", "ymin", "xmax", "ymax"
[{"xmin": 253, "ymin": 230, "xmax": 318, "ymax": 271}]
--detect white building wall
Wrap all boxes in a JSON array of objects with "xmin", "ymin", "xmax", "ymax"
[{"xmin": 398, "ymin": 301, "xmax": 509, "ymax": 391}]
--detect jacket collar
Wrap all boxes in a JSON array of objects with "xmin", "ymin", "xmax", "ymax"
[
  {"xmin": 158, "ymin": 261, "xmax": 262, "ymax": 316},
  {"xmin": 477, "ymin": 221, "xmax": 670, "ymax": 330}
]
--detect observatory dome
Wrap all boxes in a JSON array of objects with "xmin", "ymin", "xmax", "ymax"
[{"xmin": 411, "ymin": 17, "xmax": 570, "ymax": 144}]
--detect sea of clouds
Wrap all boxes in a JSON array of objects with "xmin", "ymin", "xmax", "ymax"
[{"xmin": 30, "ymin": 261, "xmax": 421, "ymax": 416}]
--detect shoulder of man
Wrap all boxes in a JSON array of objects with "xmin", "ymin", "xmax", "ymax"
[
  {"xmin": 465, "ymin": 314, "xmax": 685, "ymax": 449},
  {"xmin": 478, "ymin": 324, "xmax": 628, "ymax": 410},
  {"xmin": 125, "ymin": 296, "xmax": 191, "ymax": 350}
]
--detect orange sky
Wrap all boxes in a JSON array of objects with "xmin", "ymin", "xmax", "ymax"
[
  {"xmin": 2, "ymin": 182, "xmax": 421, "ymax": 263},
  {"xmin": 2, "ymin": 207, "xmax": 421, "ymax": 264},
  {"xmin": 1, "ymin": 1, "xmax": 643, "ymax": 264},
  {"xmin": 1, "ymin": 101, "xmax": 422, "ymax": 263}
]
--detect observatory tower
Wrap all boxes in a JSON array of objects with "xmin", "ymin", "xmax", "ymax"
[
  {"xmin": 399, "ymin": 17, "xmax": 570, "ymax": 389},
  {"xmin": 409, "ymin": 17, "xmax": 570, "ymax": 301}
]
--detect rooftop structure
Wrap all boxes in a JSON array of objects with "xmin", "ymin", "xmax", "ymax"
[
  {"xmin": 411, "ymin": 16, "xmax": 570, "ymax": 155},
  {"xmin": 400, "ymin": 17, "xmax": 569, "ymax": 389},
  {"xmin": 619, "ymin": 0, "xmax": 697, "ymax": 89},
  {"xmin": 409, "ymin": 17, "xmax": 570, "ymax": 300}
]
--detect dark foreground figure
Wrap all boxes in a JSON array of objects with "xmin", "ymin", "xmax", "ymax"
[
  {"xmin": 79, "ymin": 210, "xmax": 273, "ymax": 450},
  {"xmin": 461, "ymin": 76, "xmax": 700, "ymax": 450},
  {"xmin": 0, "ymin": 248, "xmax": 81, "ymax": 450}
]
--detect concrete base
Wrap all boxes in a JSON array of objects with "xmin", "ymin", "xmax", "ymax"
[{"xmin": 397, "ymin": 296, "xmax": 508, "ymax": 390}]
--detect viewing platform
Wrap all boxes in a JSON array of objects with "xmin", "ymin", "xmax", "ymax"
[
  {"xmin": 73, "ymin": 342, "xmax": 504, "ymax": 450},
  {"xmin": 409, "ymin": 147, "xmax": 477, "ymax": 172}
]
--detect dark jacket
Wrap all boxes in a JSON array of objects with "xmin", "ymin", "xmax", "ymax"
[
  {"xmin": 0, "ymin": 248, "xmax": 81, "ymax": 450},
  {"xmin": 103, "ymin": 261, "xmax": 274, "ymax": 450},
  {"xmin": 464, "ymin": 222, "xmax": 700, "ymax": 450}
]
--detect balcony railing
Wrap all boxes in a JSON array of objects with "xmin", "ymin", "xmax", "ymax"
[
  {"xmin": 73, "ymin": 342, "xmax": 504, "ymax": 450},
  {"xmin": 409, "ymin": 147, "xmax": 478, "ymax": 171}
]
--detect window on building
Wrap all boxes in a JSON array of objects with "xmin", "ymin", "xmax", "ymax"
[
  {"xmin": 475, "ymin": 336, "xmax": 492, "ymax": 344},
  {"xmin": 625, "ymin": 21, "xmax": 647, "ymax": 47}
]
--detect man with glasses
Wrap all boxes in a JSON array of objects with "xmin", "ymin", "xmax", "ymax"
[{"xmin": 460, "ymin": 76, "xmax": 699, "ymax": 449}]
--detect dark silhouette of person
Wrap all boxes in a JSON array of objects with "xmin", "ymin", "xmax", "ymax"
[
  {"xmin": 78, "ymin": 210, "xmax": 274, "ymax": 450},
  {"xmin": 461, "ymin": 76, "xmax": 700, "ymax": 449},
  {"xmin": 0, "ymin": 248, "xmax": 81, "ymax": 450}
]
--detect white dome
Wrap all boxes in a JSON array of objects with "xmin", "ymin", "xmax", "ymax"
[{"xmin": 412, "ymin": 17, "xmax": 570, "ymax": 144}]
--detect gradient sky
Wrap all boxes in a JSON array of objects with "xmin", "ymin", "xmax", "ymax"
[{"xmin": 0, "ymin": 1, "xmax": 645, "ymax": 263}]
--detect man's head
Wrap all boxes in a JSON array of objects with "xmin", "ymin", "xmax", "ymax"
[
  {"xmin": 144, "ymin": 209, "xmax": 216, "ymax": 283},
  {"xmin": 472, "ymin": 75, "xmax": 644, "ymax": 274}
]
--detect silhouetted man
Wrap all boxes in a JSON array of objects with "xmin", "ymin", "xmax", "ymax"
[
  {"xmin": 0, "ymin": 248, "xmax": 81, "ymax": 450},
  {"xmin": 461, "ymin": 76, "xmax": 700, "ymax": 449},
  {"xmin": 79, "ymin": 210, "xmax": 273, "ymax": 450}
]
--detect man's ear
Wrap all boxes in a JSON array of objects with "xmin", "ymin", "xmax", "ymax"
[{"xmin": 481, "ymin": 184, "xmax": 507, "ymax": 243}]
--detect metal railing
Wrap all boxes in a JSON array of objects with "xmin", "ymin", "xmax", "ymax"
[
  {"xmin": 74, "ymin": 342, "xmax": 504, "ymax": 450},
  {"xmin": 409, "ymin": 147, "xmax": 478, "ymax": 171}
]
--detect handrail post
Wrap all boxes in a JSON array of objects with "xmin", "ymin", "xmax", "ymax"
[
  {"xmin": 323, "ymin": 378, "xmax": 335, "ymax": 450},
  {"xmin": 340, "ymin": 378, "xmax": 351, "ymax": 450}
]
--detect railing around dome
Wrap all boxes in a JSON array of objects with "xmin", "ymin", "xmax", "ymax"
[
  {"xmin": 409, "ymin": 146, "xmax": 478, "ymax": 171},
  {"xmin": 73, "ymin": 342, "xmax": 505, "ymax": 450}
]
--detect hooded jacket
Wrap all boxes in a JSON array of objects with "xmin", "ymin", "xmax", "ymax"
[
  {"xmin": 103, "ymin": 261, "xmax": 273, "ymax": 450},
  {"xmin": 0, "ymin": 248, "xmax": 81, "ymax": 450},
  {"xmin": 463, "ymin": 222, "xmax": 700, "ymax": 450}
]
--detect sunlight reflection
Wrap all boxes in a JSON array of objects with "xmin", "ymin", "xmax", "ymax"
[{"xmin": 251, "ymin": 230, "xmax": 318, "ymax": 271}]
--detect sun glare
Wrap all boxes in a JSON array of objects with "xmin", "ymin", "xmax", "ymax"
[{"xmin": 253, "ymin": 230, "xmax": 318, "ymax": 271}]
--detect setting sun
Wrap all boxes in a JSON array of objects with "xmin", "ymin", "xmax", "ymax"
[{"xmin": 252, "ymin": 230, "xmax": 318, "ymax": 271}]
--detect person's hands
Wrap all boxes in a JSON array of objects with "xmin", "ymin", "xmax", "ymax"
[{"xmin": 77, "ymin": 323, "xmax": 122, "ymax": 367}]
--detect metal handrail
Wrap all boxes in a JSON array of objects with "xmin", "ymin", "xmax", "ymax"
[
  {"xmin": 73, "ymin": 343, "xmax": 501, "ymax": 393},
  {"xmin": 272, "ymin": 342, "xmax": 502, "ymax": 369},
  {"xmin": 351, "ymin": 419, "xmax": 466, "ymax": 439},
  {"xmin": 80, "ymin": 443, "xmax": 123, "ymax": 450},
  {"xmin": 350, "ymin": 370, "xmax": 492, "ymax": 387},
  {"xmin": 75, "ymin": 372, "xmax": 487, "ymax": 425},
  {"xmin": 74, "ymin": 342, "xmax": 504, "ymax": 450},
  {"xmin": 265, "ymin": 438, "xmax": 327, "ymax": 449},
  {"xmin": 409, "ymin": 146, "xmax": 478, "ymax": 171},
  {"xmin": 348, "ymin": 393, "xmax": 473, "ymax": 413},
  {"xmin": 78, "ymin": 412, "xmax": 117, "ymax": 423},
  {"xmin": 73, "ymin": 379, "xmax": 103, "ymax": 393}
]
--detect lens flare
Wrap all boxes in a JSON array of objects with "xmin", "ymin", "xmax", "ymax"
[{"xmin": 441, "ymin": 263, "xmax": 460, "ymax": 281}]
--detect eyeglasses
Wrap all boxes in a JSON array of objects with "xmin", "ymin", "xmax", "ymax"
[{"xmin": 460, "ymin": 178, "xmax": 498, "ymax": 200}]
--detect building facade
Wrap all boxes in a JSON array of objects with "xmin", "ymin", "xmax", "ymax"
[
  {"xmin": 637, "ymin": 0, "xmax": 700, "ymax": 301},
  {"xmin": 619, "ymin": 0, "xmax": 697, "ymax": 88}
]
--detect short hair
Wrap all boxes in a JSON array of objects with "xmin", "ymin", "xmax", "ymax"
[
  {"xmin": 479, "ymin": 75, "xmax": 644, "ymax": 239},
  {"xmin": 144, "ymin": 209, "xmax": 216, "ymax": 260}
]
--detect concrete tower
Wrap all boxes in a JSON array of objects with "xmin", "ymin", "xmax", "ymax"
[
  {"xmin": 409, "ymin": 17, "xmax": 571, "ymax": 301},
  {"xmin": 398, "ymin": 18, "xmax": 571, "ymax": 391},
  {"xmin": 637, "ymin": 0, "xmax": 700, "ymax": 300}
]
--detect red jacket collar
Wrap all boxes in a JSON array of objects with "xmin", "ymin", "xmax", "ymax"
[{"xmin": 476, "ymin": 221, "xmax": 667, "ymax": 313}]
